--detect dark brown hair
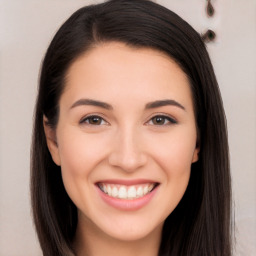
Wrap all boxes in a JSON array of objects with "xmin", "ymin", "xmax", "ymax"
[{"xmin": 31, "ymin": 0, "xmax": 232, "ymax": 255}]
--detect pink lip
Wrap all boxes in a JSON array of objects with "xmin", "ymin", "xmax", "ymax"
[{"xmin": 95, "ymin": 182, "xmax": 159, "ymax": 211}]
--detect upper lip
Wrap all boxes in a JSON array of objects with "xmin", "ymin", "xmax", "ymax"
[{"xmin": 95, "ymin": 179, "xmax": 159, "ymax": 186}]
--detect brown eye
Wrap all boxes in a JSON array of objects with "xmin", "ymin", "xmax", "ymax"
[
  {"xmin": 80, "ymin": 116, "xmax": 107, "ymax": 125},
  {"xmin": 152, "ymin": 116, "xmax": 166, "ymax": 125},
  {"xmin": 149, "ymin": 115, "xmax": 177, "ymax": 126}
]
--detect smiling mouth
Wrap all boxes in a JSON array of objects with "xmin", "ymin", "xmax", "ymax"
[{"xmin": 97, "ymin": 183, "xmax": 159, "ymax": 200}]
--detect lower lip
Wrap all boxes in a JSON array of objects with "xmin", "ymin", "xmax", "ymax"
[{"xmin": 96, "ymin": 185, "xmax": 159, "ymax": 211}]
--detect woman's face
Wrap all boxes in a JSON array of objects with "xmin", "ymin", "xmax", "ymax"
[{"xmin": 45, "ymin": 42, "xmax": 199, "ymax": 242}]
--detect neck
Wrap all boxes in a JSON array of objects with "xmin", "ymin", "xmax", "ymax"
[{"xmin": 73, "ymin": 216, "xmax": 163, "ymax": 256}]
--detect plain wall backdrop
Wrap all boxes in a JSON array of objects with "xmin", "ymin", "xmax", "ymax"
[{"xmin": 0, "ymin": 0, "xmax": 255, "ymax": 255}]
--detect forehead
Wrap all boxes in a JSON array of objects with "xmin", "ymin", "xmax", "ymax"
[{"xmin": 61, "ymin": 42, "xmax": 193, "ymax": 110}]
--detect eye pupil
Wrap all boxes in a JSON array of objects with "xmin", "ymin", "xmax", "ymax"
[
  {"xmin": 153, "ymin": 117, "xmax": 165, "ymax": 125},
  {"xmin": 89, "ymin": 116, "xmax": 101, "ymax": 125}
]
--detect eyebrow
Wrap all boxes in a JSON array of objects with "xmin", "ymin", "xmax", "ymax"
[
  {"xmin": 70, "ymin": 98, "xmax": 113, "ymax": 110},
  {"xmin": 145, "ymin": 99, "xmax": 185, "ymax": 111},
  {"xmin": 70, "ymin": 98, "xmax": 185, "ymax": 111}
]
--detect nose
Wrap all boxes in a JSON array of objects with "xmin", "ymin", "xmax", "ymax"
[{"xmin": 108, "ymin": 128, "xmax": 148, "ymax": 172}]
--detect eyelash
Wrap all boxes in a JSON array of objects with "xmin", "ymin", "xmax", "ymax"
[
  {"xmin": 147, "ymin": 115, "xmax": 177, "ymax": 126},
  {"xmin": 79, "ymin": 115, "xmax": 108, "ymax": 126},
  {"xmin": 79, "ymin": 114, "xmax": 177, "ymax": 126}
]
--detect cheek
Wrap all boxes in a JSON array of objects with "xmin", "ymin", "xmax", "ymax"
[
  {"xmin": 58, "ymin": 129, "xmax": 108, "ymax": 175},
  {"xmin": 149, "ymin": 133, "xmax": 195, "ymax": 215},
  {"xmin": 146, "ymin": 129, "xmax": 197, "ymax": 176},
  {"xmin": 57, "ymin": 139, "xmax": 88, "ymax": 206},
  {"xmin": 56, "ymin": 130, "xmax": 108, "ymax": 204}
]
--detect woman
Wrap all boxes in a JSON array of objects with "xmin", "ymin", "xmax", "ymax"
[{"xmin": 31, "ymin": 0, "xmax": 232, "ymax": 255}]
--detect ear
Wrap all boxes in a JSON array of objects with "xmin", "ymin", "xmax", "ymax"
[
  {"xmin": 192, "ymin": 141, "xmax": 200, "ymax": 163},
  {"xmin": 43, "ymin": 116, "xmax": 61, "ymax": 166}
]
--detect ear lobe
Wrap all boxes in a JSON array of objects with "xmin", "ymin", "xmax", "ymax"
[{"xmin": 43, "ymin": 116, "xmax": 61, "ymax": 166}]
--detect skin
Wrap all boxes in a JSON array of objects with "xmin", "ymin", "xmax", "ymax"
[{"xmin": 44, "ymin": 42, "xmax": 199, "ymax": 256}]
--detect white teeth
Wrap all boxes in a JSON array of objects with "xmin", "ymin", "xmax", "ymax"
[
  {"xmin": 107, "ymin": 185, "xmax": 111, "ymax": 196},
  {"xmin": 99, "ymin": 183, "xmax": 156, "ymax": 200},
  {"xmin": 127, "ymin": 186, "xmax": 137, "ymax": 199},
  {"xmin": 143, "ymin": 186, "xmax": 148, "ymax": 195},
  {"xmin": 136, "ymin": 186, "xmax": 143, "ymax": 197},
  {"xmin": 118, "ymin": 186, "xmax": 127, "ymax": 199},
  {"xmin": 112, "ymin": 186, "xmax": 118, "ymax": 197}
]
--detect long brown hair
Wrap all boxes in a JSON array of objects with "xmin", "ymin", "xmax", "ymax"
[{"xmin": 31, "ymin": 0, "xmax": 232, "ymax": 255}]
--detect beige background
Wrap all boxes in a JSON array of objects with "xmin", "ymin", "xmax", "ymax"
[{"xmin": 0, "ymin": 0, "xmax": 255, "ymax": 255}]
